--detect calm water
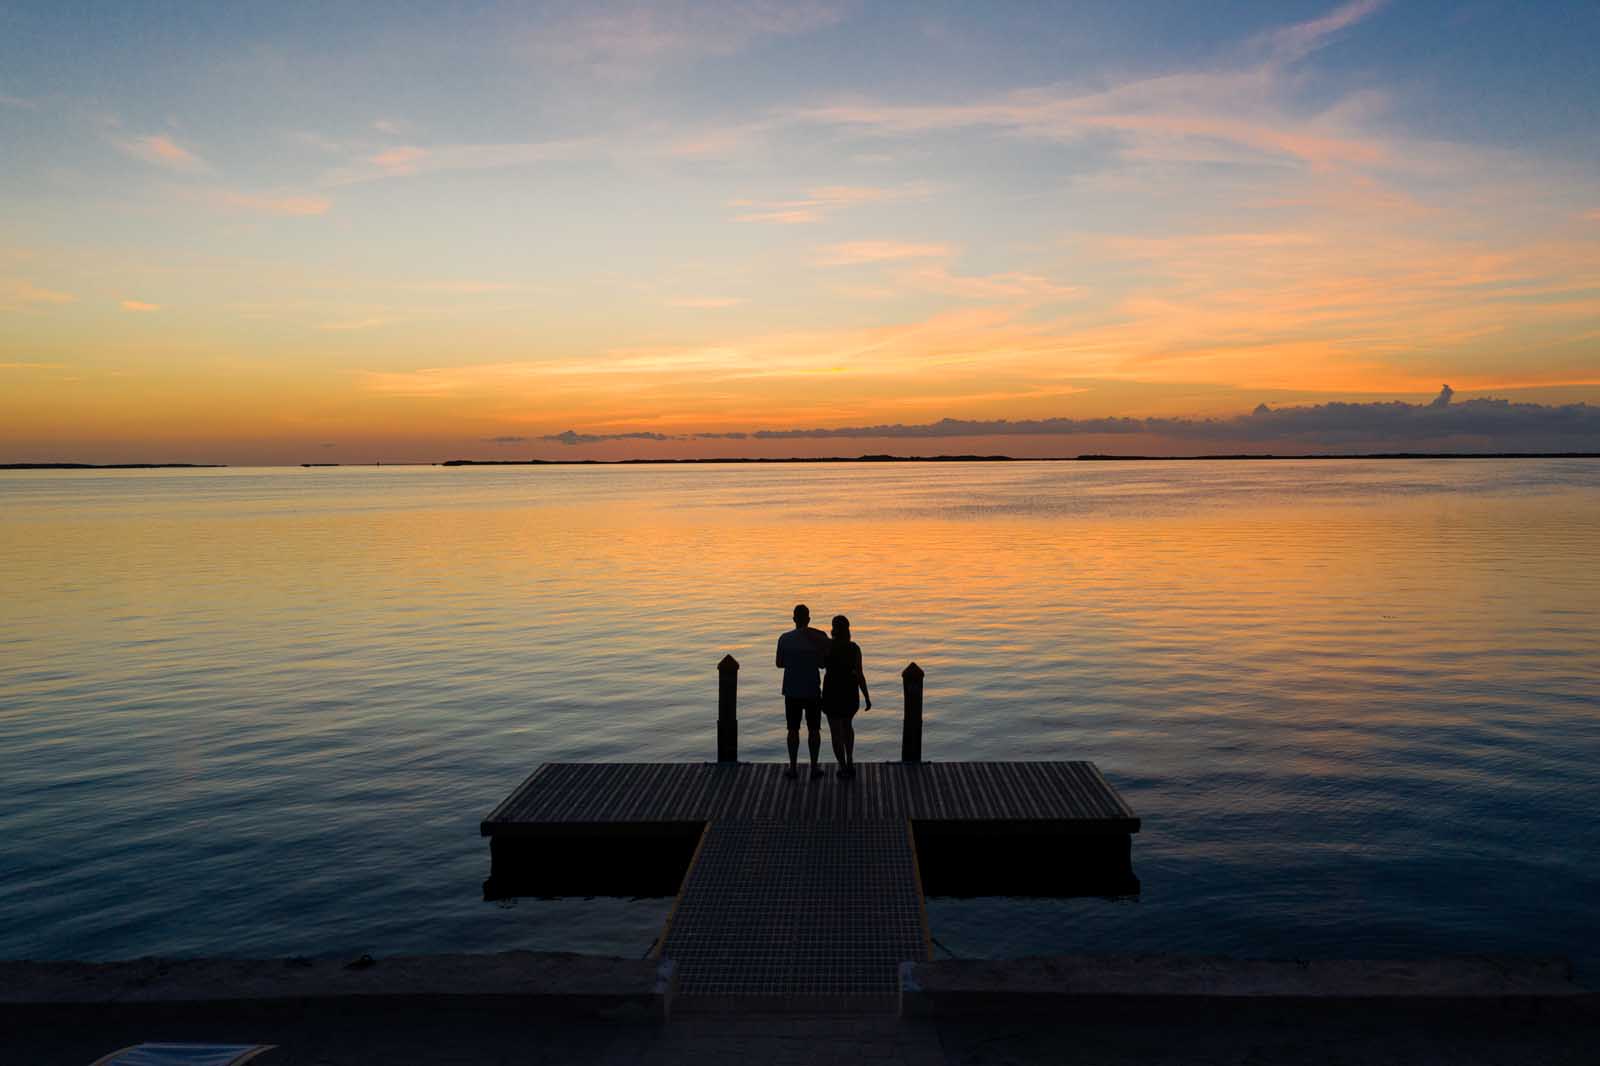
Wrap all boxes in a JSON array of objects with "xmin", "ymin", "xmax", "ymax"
[{"xmin": 2, "ymin": 461, "xmax": 1598, "ymax": 971}]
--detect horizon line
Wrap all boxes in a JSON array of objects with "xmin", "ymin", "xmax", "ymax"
[{"xmin": 7, "ymin": 451, "xmax": 1600, "ymax": 471}]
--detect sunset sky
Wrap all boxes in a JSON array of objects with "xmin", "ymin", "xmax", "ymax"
[{"xmin": 3, "ymin": 0, "xmax": 1599, "ymax": 462}]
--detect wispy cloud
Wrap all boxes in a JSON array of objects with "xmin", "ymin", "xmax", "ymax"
[
  {"xmin": 528, "ymin": 1, "xmax": 843, "ymax": 78},
  {"xmin": 220, "ymin": 192, "xmax": 332, "ymax": 216},
  {"xmin": 403, "ymin": 280, "xmax": 521, "ymax": 294},
  {"xmin": 354, "ymin": 203, "xmax": 1600, "ymax": 412},
  {"xmin": 323, "ymin": 138, "xmax": 591, "ymax": 185},
  {"xmin": 356, "ymin": 306, "xmax": 1073, "ymax": 404},
  {"xmin": 120, "ymin": 300, "xmax": 160, "ymax": 312},
  {"xmin": 666, "ymin": 296, "xmax": 746, "ymax": 308},
  {"xmin": 0, "ymin": 278, "xmax": 74, "ymax": 311},
  {"xmin": 288, "ymin": 129, "xmax": 345, "ymax": 153},
  {"xmin": 120, "ymin": 134, "xmax": 212, "ymax": 174},
  {"xmin": 793, "ymin": 80, "xmax": 1382, "ymax": 170},
  {"xmin": 0, "ymin": 361, "xmax": 67, "ymax": 370},
  {"xmin": 319, "ymin": 318, "xmax": 392, "ymax": 331},
  {"xmin": 0, "ymin": 94, "xmax": 36, "ymax": 110},
  {"xmin": 817, "ymin": 241, "xmax": 954, "ymax": 266},
  {"xmin": 789, "ymin": 2, "xmax": 1390, "ymax": 170},
  {"xmin": 732, "ymin": 183, "xmax": 930, "ymax": 224},
  {"xmin": 660, "ymin": 122, "xmax": 772, "ymax": 159},
  {"xmin": 832, "ymin": 283, "xmax": 898, "ymax": 301},
  {"xmin": 1071, "ymin": 224, "xmax": 1600, "ymax": 387},
  {"xmin": 905, "ymin": 265, "xmax": 1079, "ymax": 303},
  {"xmin": 1255, "ymin": 0, "xmax": 1385, "ymax": 65},
  {"xmin": 361, "ymin": 363, "xmax": 545, "ymax": 397},
  {"xmin": 369, "ymin": 145, "xmax": 428, "ymax": 173}
]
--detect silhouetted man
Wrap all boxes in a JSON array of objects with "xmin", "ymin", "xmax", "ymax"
[{"xmin": 776, "ymin": 603, "xmax": 830, "ymax": 779}]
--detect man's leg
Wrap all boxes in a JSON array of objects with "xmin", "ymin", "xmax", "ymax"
[
  {"xmin": 785, "ymin": 699, "xmax": 801, "ymax": 778},
  {"xmin": 806, "ymin": 700, "xmax": 823, "ymax": 777}
]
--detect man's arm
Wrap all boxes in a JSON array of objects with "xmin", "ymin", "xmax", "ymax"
[{"xmin": 776, "ymin": 636, "xmax": 786, "ymax": 668}]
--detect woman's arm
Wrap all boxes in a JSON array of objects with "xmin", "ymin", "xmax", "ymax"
[{"xmin": 856, "ymin": 644, "xmax": 871, "ymax": 710}]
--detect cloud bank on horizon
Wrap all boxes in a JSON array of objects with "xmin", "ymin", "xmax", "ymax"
[{"xmin": 533, "ymin": 387, "xmax": 1600, "ymax": 454}]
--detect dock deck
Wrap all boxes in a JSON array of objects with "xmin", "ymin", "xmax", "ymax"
[
  {"xmin": 482, "ymin": 761, "xmax": 1140, "ymax": 1010},
  {"xmin": 483, "ymin": 761, "xmax": 1139, "ymax": 830}
]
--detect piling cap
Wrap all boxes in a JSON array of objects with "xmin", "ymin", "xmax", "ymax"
[
  {"xmin": 719, "ymin": 653, "xmax": 740, "ymax": 672},
  {"xmin": 902, "ymin": 661, "xmax": 923, "ymax": 679}
]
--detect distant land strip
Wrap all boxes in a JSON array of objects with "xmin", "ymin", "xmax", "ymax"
[
  {"xmin": 6, "ymin": 454, "xmax": 1598, "ymax": 470},
  {"xmin": 0, "ymin": 463, "xmax": 226, "ymax": 470},
  {"xmin": 441, "ymin": 452, "xmax": 1600, "ymax": 466}
]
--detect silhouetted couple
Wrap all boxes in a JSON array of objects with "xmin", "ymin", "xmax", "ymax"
[{"xmin": 775, "ymin": 604, "xmax": 871, "ymax": 780}]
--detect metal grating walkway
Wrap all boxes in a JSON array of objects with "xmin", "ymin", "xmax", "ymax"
[{"xmin": 659, "ymin": 820, "xmax": 928, "ymax": 1011}]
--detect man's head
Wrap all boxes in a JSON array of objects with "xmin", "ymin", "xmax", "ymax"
[{"xmin": 793, "ymin": 604, "xmax": 810, "ymax": 627}]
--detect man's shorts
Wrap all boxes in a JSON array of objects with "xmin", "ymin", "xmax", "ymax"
[{"xmin": 785, "ymin": 696, "xmax": 822, "ymax": 733}]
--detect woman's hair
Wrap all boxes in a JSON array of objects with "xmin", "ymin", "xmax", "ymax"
[{"xmin": 831, "ymin": 614, "xmax": 850, "ymax": 638}]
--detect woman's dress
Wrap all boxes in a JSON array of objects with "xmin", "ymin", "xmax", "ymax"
[{"xmin": 823, "ymin": 640, "xmax": 861, "ymax": 716}]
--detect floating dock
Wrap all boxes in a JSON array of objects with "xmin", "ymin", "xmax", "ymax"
[{"xmin": 482, "ymin": 760, "xmax": 1140, "ymax": 1011}]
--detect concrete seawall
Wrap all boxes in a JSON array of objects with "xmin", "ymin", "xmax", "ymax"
[
  {"xmin": 5, "ymin": 952, "xmax": 1598, "ymax": 1066},
  {"xmin": 0, "ymin": 951, "xmax": 674, "ymax": 1019},
  {"xmin": 901, "ymin": 954, "xmax": 1594, "ymax": 1018},
  {"xmin": 4, "ymin": 951, "xmax": 1592, "ymax": 1015}
]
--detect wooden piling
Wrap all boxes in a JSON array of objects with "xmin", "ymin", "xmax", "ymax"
[
  {"xmin": 901, "ymin": 661, "xmax": 923, "ymax": 764},
  {"xmin": 717, "ymin": 654, "xmax": 739, "ymax": 763}
]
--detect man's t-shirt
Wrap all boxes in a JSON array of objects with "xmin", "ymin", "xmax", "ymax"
[{"xmin": 777, "ymin": 627, "xmax": 830, "ymax": 698}]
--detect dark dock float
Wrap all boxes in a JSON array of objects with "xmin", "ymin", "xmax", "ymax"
[{"xmin": 482, "ymin": 760, "xmax": 1140, "ymax": 1010}]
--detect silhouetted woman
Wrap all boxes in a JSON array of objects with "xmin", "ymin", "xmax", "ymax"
[{"xmin": 822, "ymin": 614, "xmax": 871, "ymax": 779}]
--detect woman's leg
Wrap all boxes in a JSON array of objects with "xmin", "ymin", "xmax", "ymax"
[
  {"xmin": 841, "ymin": 715, "xmax": 855, "ymax": 766},
  {"xmin": 827, "ymin": 713, "xmax": 849, "ymax": 767}
]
